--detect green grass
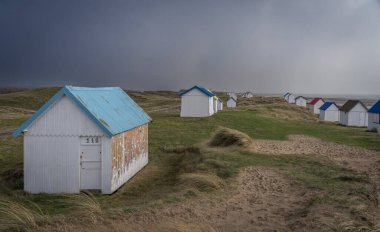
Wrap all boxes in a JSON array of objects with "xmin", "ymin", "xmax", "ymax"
[
  {"xmin": 149, "ymin": 111, "xmax": 380, "ymax": 152},
  {"xmin": 0, "ymin": 87, "xmax": 60, "ymax": 110}
]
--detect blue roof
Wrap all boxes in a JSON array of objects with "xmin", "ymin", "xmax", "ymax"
[
  {"xmin": 368, "ymin": 100, "xmax": 380, "ymax": 113},
  {"xmin": 283, "ymin": 92, "xmax": 290, "ymax": 97},
  {"xmin": 319, "ymin": 102, "xmax": 338, "ymax": 111},
  {"xmin": 13, "ymin": 86, "xmax": 151, "ymax": 138},
  {"xmin": 179, "ymin": 85, "xmax": 215, "ymax": 97}
]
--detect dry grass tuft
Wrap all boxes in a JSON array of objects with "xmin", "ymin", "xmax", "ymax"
[
  {"xmin": 0, "ymin": 199, "xmax": 49, "ymax": 230},
  {"xmin": 63, "ymin": 192, "xmax": 102, "ymax": 223},
  {"xmin": 179, "ymin": 172, "xmax": 224, "ymax": 191},
  {"xmin": 209, "ymin": 127, "xmax": 253, "ymax": 148}
]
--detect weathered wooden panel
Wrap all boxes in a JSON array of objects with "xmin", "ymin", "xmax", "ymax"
[{"xmin": 111, "ymin": 124, "xmax": 148, "ymax": 192}]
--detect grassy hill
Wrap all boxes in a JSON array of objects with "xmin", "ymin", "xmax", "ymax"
[{"xmin": 0, "ymin": 88, "xmax": 380, "ymax": 231}]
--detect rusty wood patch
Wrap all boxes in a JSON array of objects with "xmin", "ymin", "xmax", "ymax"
[{"xmin": 111, "ymin": 124, "xmax": 148, "ymax": 183}]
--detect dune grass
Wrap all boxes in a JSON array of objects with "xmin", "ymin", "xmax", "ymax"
[
  {"xmin": 0, "ymin": 88, "xmax": 379, "ymax": 230},
  {"xmin": 208, "ymin": 127, "xmax": 253, "ymax": 148}
]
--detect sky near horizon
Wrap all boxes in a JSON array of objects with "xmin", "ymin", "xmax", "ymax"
[{"xmin": 1, "ymin": 0, "xmax": 380, "ymax": 94}]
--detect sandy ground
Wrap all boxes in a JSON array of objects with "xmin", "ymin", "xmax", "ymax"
[
  {"xmin": 105, "ymin": 167, "xmax": 313, "ymax": 232},
  {"xmin": 40, "ymin": 167, "xmax": 313, "ymax": 232},
  {"xmin": 252, "ymin": 135, "xmax": 380, "ymax": 204}
]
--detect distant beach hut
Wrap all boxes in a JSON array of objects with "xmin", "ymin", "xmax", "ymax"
[
  {"xmin": 227, "ymin": 97, "xmax": 237, "ymax": 108},
  {"xmin": 295, "ymin": 96, "xmax": 307, "ymax": 107},
  {"xmin": 287, "ymin": 93, "xmax": 296, "ymax": 103},
  {"xmin": 242, "ymin": 92, "xmax": 254, "ymax": 98},
  {"xmin": 217, "ymin": 98, "xmax": 223, "ymax": 111},
  {"xmin": 283, "ymin": 92, "xmax": 295, "ymax": 103},
  {"xmin": 213, "ymin": 96, "xmax": 218, "ymax": 113},
  {"xmin": 367, "ymin": 100, "xmax": 380, "ymax": 133},
  {"xmin": 228, "ymin": 92, "xmax": 237, "ymax": 101},
  {"xmin": 12, "ymin": 86, "xmax": 151, "ymax": 194},
  {"xmin": 339, "ymin": 100, "xmax": 368, "ymax": 127},
  {"xmin": 319, "ymin": 102, "xmax": 340, "ymax": 122},
  {"xmin": 283, "ymin": 92, "xmax": 290, "ymax": 101},
  {"xmin": 179, "ymin": 85, "xmax": 215, "ymax": 117},
  {"xmin": 308, "ymin": 98, "xmax": 325, "ymax": 114}
]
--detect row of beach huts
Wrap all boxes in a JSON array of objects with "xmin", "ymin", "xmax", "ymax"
[
  {"xmin": 284, "ymin": 92, "xmax": 380, "ymax": 133},
  {"xmin": 11, "ymin": 85, "xmax": 379, "ymax": 195}
]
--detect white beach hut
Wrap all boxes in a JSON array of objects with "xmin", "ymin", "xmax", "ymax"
[
  {"xmin": 319, "ymin": 102, "xmax": 340, "ymax": 122},
  {"xmin": 179, "ymin": 85, "xmax": 215, "ymax": 117},
  {"xmin": 283, "ymin": 92, "xmax": 290, "ymax": 101},
  {"xmin": 242, "ymin": 92, "xmax": 254, "ymax": 98},
  {"xmin": 217, "ymin": 98, "xmax": 223, "ymax": 111},
  {"xmin": 12, "ymin": 86, "xmax": 151, "ymax": 194},
  {"xmin": 367, "ymin": 100, "xmax": 380, "ymax": 133},
  {"xmin": 287, "ymin": 93, "xmax": 296, "ymax": 104},
  {"xmin": 339, "ymin": 100, "xmax": 368, "ymax": 127},
  {"xmin": 308, "ymin": 98, "xmax": 325, "ymax": 114},
  {"xmin": 227, "ymin": 97, "xmax": 237, "ymax": 108},
  {"xmin": 295, "ymin": 96, "xmax": 307, "ymax": 107}
]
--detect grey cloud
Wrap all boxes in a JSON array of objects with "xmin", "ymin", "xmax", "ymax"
[{"xmin": 0, "ymin": 0, "xmax": 379, "ymax": 94}]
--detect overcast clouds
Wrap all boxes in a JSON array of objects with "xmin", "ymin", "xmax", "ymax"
[{"xmin": 0, "ymin": 0, "xmax": 380, "ymax": 94}]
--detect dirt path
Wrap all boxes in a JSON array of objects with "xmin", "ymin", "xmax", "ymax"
[
  {"xmin": 99, "ymin": 167, "xmax": 313, "ymax": 232},
  {"xmin": 252, "ymin": 135, "xmax": 380, "ymax": 206}
]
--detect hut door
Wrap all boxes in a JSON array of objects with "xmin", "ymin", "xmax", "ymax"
[
  {"xmin": 80, "ymin": 137, "xmax": 101, "ymax": 190},
  {"xmin": 359, "ymin": 113, "xmax": 365, "ymax": 126}
]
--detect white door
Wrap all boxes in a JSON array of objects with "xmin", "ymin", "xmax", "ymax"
[
  {"xmin": 359, "ymin": 112, "xmax": 365, "ymax": 126},
  {"xmin": 80, "ymin": 136, "xmax": 101, "ymax": 190}
]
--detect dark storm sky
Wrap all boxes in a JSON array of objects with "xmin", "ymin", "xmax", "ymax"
[{"xmin": 1, "ymin": 0, "xmax": 380, "ymax": 94}]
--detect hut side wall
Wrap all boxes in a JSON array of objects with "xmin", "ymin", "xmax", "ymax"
[
  {"xmin": 288, "ymin": 95, "xmax": 295, "ymax": 103},
  {"xmin": 368, "ymin": 113, "xmax": 380, "ymax": 133},
  {"xmin": 296, "ymin": 98, "xmax": 307, "ymax": 107},
  {"xmin": 340, "ymin": 104, "xmax": 368, "ymax": 127},
  {"xmin": 110, "ymin": 124, "xmax": 148, "ymax": 193},
  {"xmin": 227, "ymin": 99, "xmax": 236, "ymax": 108}
]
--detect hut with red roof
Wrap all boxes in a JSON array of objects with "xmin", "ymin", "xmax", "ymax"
[{"xmin": 308, "ymin": 98, "xmax": 325, "ymax": 114}]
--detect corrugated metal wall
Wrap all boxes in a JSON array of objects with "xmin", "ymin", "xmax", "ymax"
[
  {"xmin": 24, "ymin": 96, "xmax": 106, "ymax": 194},
  {"xmin": 110, "ymin": 124, "xmax": 148, "ymax": 193},
  {"xmin": 180, "ymin": 89, "xmax": 213, "ymax": 117},
  {"xmin": 27, "ymin": 96, "xmax": 103, "ymax": 136},
  {"xmin": 24, "ymin": 135, "xmax": 80, "ymax": 193}
]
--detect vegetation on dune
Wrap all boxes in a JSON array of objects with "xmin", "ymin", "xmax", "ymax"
[
  {"xmin": 0, "ymin": 200, "xmax": 49, "ymax": 231},
  {"xmin": 0, "ymin": 88, "xmax": 380, "ymax": 231},
  {"xmin": 208, "ymin": 127, "xmax": 252, "ymax": 148},
  {"xmin": 0, "ymin": 87, "xmax": 60, "ymax": 111}
]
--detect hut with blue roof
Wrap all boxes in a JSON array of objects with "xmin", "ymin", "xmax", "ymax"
[
  {"xmin": 368, "ymin": 100, "xmax": 380, "ymax": 133},
  {"xmin": 227, "ymin": 97, "xmax": 237, "ymax": 108},
  {"xmin": 179, "ymin": 85, "xmax": 216, "ymax": 117},
  {"xmin": 13, "ymin": 86, "xmax": 151, "ymax": 194},
  {"xmin": 319, "ymin": 102, "xmax": 340, "ymax": 122},
  {"xmin": 217, "ymin": 98, "xmax": 223, "ymax": 111}
]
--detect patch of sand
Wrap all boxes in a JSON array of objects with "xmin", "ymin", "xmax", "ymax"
[
  {"xmin": 252, "ymin": 135, "xmax": 380, "ymax": 205},
  {"xmin": 109, "ymin": 167, "xmax": 313, "ymax": 232}
]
